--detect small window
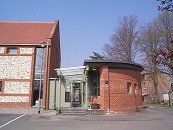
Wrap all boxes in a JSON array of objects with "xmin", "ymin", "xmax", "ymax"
[
  {"xmin": 7, "ymin": 47, "xmax": 17, "ymax": 54},
  {"xmin": 65, "ymin": 92, "xmax": 71, "ymax": 102},
  {"xmin": 127, "ymin": 82, "xmax": 132, "ymax": 94},
  {"xmin": 134, "ymin": 83, "xmax": 137, "ymax": 94},
  {"xmin": 143, "ymin": 88, "xmax": 147, "ymax": 94},
  {"xmin": 0, "ymin": 47, "xmax": 5, "ymax": 54},
  {"xmin": 0, "ymin": 81, "xmax": 2, "ymax": 93}
]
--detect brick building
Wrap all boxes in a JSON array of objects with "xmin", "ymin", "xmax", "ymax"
[
  {"xmin": 85, "ymin": 60, "xmax": 143, "ymax": 112},
  {"xmin": 0, "ymin": 21, "xmax": 61, "ymax": 108},
  {"xmin": 52, "ymin": 60, "xmax": 143, "ymax": 113},
  {"xmin": 141, "ymin": 70, "xmax": 172, "ymax": 103}
]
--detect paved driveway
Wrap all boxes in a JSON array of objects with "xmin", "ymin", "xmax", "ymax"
[
  {"xmin": 0, "ymin": 107, "xmax": 173, "ymax": 130},
  {"xmin": 0, "ymin": 114, "xmax": 21, "ymax": 127}
]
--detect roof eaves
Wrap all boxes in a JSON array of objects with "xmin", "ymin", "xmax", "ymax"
[{"xmin": 48, "ymin": 20, "xmax": 59, "ymax": 39}]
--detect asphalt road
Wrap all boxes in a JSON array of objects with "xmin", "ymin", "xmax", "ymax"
[{"xmin": 0, "ymin": 107, "xmax": 173, "ymax": 130}]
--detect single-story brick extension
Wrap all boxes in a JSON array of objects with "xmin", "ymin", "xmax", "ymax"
[{"xmin": 49, "ymin": 60, "xmax": 143, "ymax": 113}]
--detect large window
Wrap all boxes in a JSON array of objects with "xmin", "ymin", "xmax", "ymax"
[
  {"xmin": 0, "ymin": 81, "xmax": 2, "ymax": 93},
  {"xmin": 89, "ymin": 69, "xmax": 100, "ymax": 96},
  {"xmin": 7, "ymin": 47, "xmax": 17, "ymax": 54}
]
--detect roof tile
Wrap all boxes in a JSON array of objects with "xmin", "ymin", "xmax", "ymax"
[{"xmin": 0, "ymin": 21, "xmax": 56, "ymax": 45}]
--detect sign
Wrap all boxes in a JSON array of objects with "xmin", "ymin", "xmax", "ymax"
[{"xmin": 163, "ymin": 93, "xmax": 169, "ymax": 101}]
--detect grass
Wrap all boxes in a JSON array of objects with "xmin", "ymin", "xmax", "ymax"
[{"xmin": 144, "ymin": 102, "xmax": 173, "ymax": 109}]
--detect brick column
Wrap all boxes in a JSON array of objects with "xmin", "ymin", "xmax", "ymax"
[{"xmin": 100, "ymin": 65, "xmax": 110, "ymax": 110}]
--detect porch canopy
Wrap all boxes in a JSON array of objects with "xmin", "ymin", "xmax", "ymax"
[{"xmin": 55, "ymin": 66, "xmax": 86, "ymax": 82}]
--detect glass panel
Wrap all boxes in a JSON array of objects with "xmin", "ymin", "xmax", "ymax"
[
  {"xmin": 127, "ymin": 82, "xmax": 131, "ymax": 94},
  {"xmin": 0, "ymin": 81, "xmax": 2, "ymax": 92},
  {"xmin": 7, "ymin": 47, "xmax": 17, "ymax": 54},
  {"xmin": 32, "ymin": 47, "xmax": 45, "ymax": 106},
  {"xmin": 34, "ymin": 48, "xmax": 45, "ymax": 79},
  {"xmin": 89, "ymin": 69, "xmax": 100, "ymax": 96},
  {"xmin": 65, "ymin": 92, "xmax": 71, "ymax": 102},
  {"xmin": 134, "ymin": 83, "xmax": 137, "ymax": 94}
]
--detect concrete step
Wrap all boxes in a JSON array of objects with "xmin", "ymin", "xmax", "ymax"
[{"xmin": 59, "ymin": 107, "xmax": 87, "ymax": 115}]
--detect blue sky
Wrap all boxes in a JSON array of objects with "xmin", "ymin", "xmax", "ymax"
[{"xmin": 0, "ymin": 0, "xmax": 159, "ymax": 67}]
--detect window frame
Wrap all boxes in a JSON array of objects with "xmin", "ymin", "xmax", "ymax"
[
  {"xmin": 127, "ymin": 82, "xmax": 132, "ymax": 95},
  {"xmin": 65, "ymin": 91, "xmax": 71, "ymax": 102},
  {"xmin": 0, "ymin": 81, "xmax": 3, "ymax": 93},
  {"xmin": 6, "ymin": 47, "xmax": 18, "ymax": 54},
  {"xmin": 134, "ymin": 83, "xmax": 137, "ymax": 95}
]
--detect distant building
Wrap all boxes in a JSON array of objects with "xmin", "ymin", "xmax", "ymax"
[
  {"xmin": 141, "ymin": 70, "xmax": 172, "ymax": 103},
  {"xmin": 50, "ymin": 60, "xmax": 143, "ymax": 113},
  {"xmin": 0, "ymin": 21, "xmax": 61, "ymax": 108}
]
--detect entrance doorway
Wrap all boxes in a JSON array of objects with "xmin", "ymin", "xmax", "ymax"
[{"xmin": 72, "ymin": 83, "xmax": 81, "ymax": 107}]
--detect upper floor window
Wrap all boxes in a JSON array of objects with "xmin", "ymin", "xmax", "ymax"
[
  {"xmin": 7, "ymin": 47, "xmax": 17, "ymax": 54},
  {"xmin": 0, "ymin": 47, "xmax": 5, "ymax": 54}
]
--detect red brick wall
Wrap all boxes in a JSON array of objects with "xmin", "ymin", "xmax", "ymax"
[
  {"xmin": 49, "ymin": 21, "xmax": 61, "ymax": 78},
  {"xmin": 100, "ymin": 66, "xmax": 109, "ymax": 110},
  {"xmin": 0, "ymin": 102, "xmax": 30, "ymax": 108},
  {"xmin": 99, "ymin": 67, "xmax": 142, "ymax": 113},
  {"xmin": 43, "ymin": 21, "xmax": 61, "ymax": 109}
]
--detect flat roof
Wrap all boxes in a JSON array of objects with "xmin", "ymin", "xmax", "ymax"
[{"xmin": 84, "ymin": 60, "xmax": 143, "ymax": 72}]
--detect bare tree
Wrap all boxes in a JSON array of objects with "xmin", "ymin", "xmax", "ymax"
[
  {"xmin": 103, "ymin": 15, "xmax": 141, "ymax": 62},
  {"xmin": 140, "ymin": 21, "xmax": 162, "ymax": 101},
  {"xmin": 158, "ymin": 0, "xmax": 173, "ymax": 12},
  {"xmin": 153, "ymin": 12, "xmax": 173, "ymax": 71},
  {"xmin": 140, "ymin": 12, "xmax": 173, "ymax": 100}
]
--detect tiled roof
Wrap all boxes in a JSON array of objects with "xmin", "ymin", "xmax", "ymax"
[{"xmin": 0, "ymin": 21, "xmax": 57, "ymax": 45}]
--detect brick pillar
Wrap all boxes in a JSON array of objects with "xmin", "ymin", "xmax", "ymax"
[{"xmin": 100, "ymin": 65, "xmax": 110, "ymax": 110}]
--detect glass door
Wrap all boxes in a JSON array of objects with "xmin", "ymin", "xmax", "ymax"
[{"xmin": 72, "ymin": 83, "xmax": 81, "ymax": 107}]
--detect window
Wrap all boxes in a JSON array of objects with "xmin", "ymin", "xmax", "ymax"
[
  {"xmin": 134, "ymin": 83, "xmax": 137, "ymax": 94},
  {"xmin": 89, "ymin": 70, "xmax": 100, "ymax": 96},
  {"xmin": 65, "ymin": 92, "xmax": 71, "ymax": 102},
  {"xmin": 139, "ymin": 85, "xmax": 142, "ymax": 95},
  {"xmin": 0, "ymin": 81, "xmax": 2, "ymax": 93},
  {"xmin": 143, "ymin": 88, "xmax": 147, "ymax": 94},
  {"xmin": 127, "ymin": 82, "xmax": 132, "ymax": 94},
  {"xmin": 7, "ymin": 47, "xmax": 17, "ymax": 54},
  {"xmin": 0, "ymin": 47, "xmax": 5, "ymax": 54}
]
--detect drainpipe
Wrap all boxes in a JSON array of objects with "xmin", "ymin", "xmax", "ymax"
[
  {"xmin": 108, "ymin": 68, "xmax": 110, "ymax": 111},
  {"xmin": 54, "ymin": 78, "xmax": 57, "ymax": 109},
  {"xmin": 85, "ymin": 66, "xmax": 89, "ymax": 109},
  {"xmin": 58, "ymin": 75, "xmax": 61, "ymax": 114},
  {"xmin": 44, "ymin": 43, "xmax": 49, "ymax": 110}
]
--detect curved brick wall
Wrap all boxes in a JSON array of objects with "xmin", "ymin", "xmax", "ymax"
[{"xmin": 99, "ymin": 65, "xmax": 143, "ymax": 113}]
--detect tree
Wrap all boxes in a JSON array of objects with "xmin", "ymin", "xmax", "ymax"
[
  {"xmin": 103, "ymin": 15, "xmax": 141, "ymax": 62},
  {"xmin": 90, "ymin": 52, "xmax": 105, "ymax": 60},
  {"xmin": 153, "ymin": 11, "xmax": 173, "ymax": 71},
  {"xmin": 140, "ymin": 21, "xmax": 162, "ymax": 100},
  {"xmin": 158, "ymin": 0, "xmax": 173, "ymax": 12},
  {"xmin": 141, "ymin": 11, "xmax": 173, "ymax": 100}
]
